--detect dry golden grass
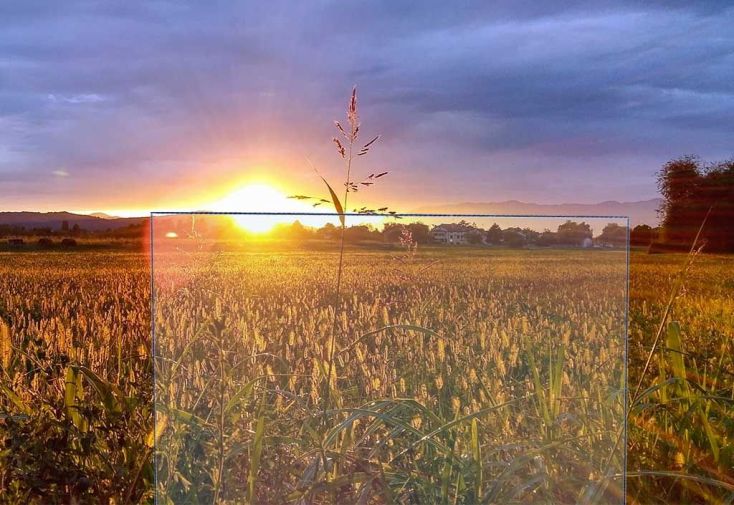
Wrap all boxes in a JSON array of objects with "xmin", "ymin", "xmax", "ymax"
[
  {"xmin": 0, "ymin": 248, "xmax": 731, "ymax": 504},
  {"xmin": 153, "ymin": 247, "xmax": 626, "ymax": 503}
]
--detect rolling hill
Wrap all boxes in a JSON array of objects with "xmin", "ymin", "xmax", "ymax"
[{"xmin": 0, "ymin": 211, "xmax": 145, "ymax": 232}]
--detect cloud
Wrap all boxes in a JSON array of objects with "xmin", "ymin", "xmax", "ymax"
[
  {"xmin": 52, "ymin": 169, "xmax": 69, "ymax": 177},
  {"xmin": 0, "ymin": 0, "xmax": 732, "ymax": 209},
  {"xmin": 48, "ymin": 94, "xmax": 106, "ymax": 104}
]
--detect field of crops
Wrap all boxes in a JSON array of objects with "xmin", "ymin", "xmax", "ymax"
[
  {"xmin": 0, "ymin": 247, "xmax": 732, "ymax": 504},
  {"xmin": 627, "ymin": 252, "xmax": 734, "ymax": 503},
  {"xmin": 153, "ymin": 245, "xmax": 626, "ymax": 503}
]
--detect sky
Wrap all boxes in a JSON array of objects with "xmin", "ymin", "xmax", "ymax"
[{"xmin": 1, "ymin": 1, "xmax": 732, "ymax": 215}]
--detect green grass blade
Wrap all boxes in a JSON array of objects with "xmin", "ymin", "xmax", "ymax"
[
  {"xmin": 248, "ymin": 411, "xmax": 266, "ymax": 503},
  {"xmin": 320, "ymin": 176, "xmax": 345, "ymax": 226},
  {"xmin": 471, "ymin": 418, "xmax": 482, "ymax": 499}
]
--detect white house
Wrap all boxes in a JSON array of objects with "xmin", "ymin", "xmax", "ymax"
[{"xmin": 431, "ymin": 223, "xmax": 475, "ymax": 244}]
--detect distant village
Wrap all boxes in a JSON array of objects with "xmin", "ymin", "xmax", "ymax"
[
  {"xmin": 427, "ymin": 220, "xmax": 647, "ymax": 248},
  {"xmin": 410, "ymin": 220, "xmax": 630, "ymax": 248}
]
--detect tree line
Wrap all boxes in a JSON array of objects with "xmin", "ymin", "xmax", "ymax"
[
  {"xmin": 270, "ymin": 219, "xmax": 628, "ymax": 248},
  {"xmin": 0, "ymin": 221, "xmax": 145, "ymax": 239}
]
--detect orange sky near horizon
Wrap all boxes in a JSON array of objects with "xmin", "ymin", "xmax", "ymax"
[
  {"xmin": 65, "ymin": 166, "xmax": 398, "ymax": 236},
  {"xmin": 41, "ymin": 149, "xmax": 411, "ymax": 219},
  {"xmin": 57, "ymin": 162, "xmax": 379, "ymax": 217}
]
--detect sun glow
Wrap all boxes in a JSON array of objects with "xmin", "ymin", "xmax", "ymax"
[
  {"xmin": 210, "ymin": 183, "xmax": 313, "ymax": 233},
  {"xmin": 207, "ymin": 180, "xmax": 387, "ymax": 235}
]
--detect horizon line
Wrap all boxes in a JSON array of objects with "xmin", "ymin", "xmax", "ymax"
[{"xmin": 150, "ymin": 211, "xmax": 630, "ymax": 220}]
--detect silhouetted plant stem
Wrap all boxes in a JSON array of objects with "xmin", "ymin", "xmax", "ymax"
[{"xmin": 323, "ymin": 117, "xmax": 354, "ymax": 423}]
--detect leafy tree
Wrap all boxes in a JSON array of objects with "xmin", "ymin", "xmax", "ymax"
[
  {"xmin": 485, "ymin": 223, "xmax": 502, "ymax": 245},
  {"xmin": 406, "ymin": 222, "xmax": 430, "ymax": 244},
  {"xmin": 630, "ymin": 224, "xmax": 657, "ymax": 246},
  {"xmin": 344, "ymin": 225, "xmax": 379, "ymax": 242},
  {"xmin": 658, "ymin": 157, "xmax": 734, "ymax": 252},
  {"xmin": 537, "ymin": 229, "xmax": 557, "ymax": 247},
  {"xmin": 286, "ymin": 220, "xmax": 314, "ymax": 239},
  {"xmin": 383, "ymin": 222, "xmax": 430, "ymax": 244},
  {"xmin": 699, "ymin": 160, "xmax": 734, "ymax": 251},
  {"xmin": 521, "ymin": 228, "xmax": 540, "ymax": 244},
  {"xmin": 597, "ymin": 223, "xmax": 628, "ymax": 246},
  {"xmin": 316, "ymin": 223, "xmax": 338, "ymax": 240},
  {"xmin": 556, "ymin": 221, "xmax": 592, "ymax": 246},
  {"xmin": 465, "ymin": 230, "xmax": 483, "ymax": 244},
  {"xmin": 382, "ymin": 223, "xmax": 404, "ymax": 242},
  {"xmin": 502, "ymin": 227, "xmax": 526, "ymax": 248}
]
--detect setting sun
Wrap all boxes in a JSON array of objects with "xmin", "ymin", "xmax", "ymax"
[
  {"xmin": 206, "ymin": 178, "xmax": 387, "ymax": 235},
  {"xmin": 210, "ymin": 183, "xmax": 312, "ymax": 233}
]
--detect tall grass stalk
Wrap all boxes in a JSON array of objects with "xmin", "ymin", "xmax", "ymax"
[{"xmin": 323, "ymin": 87, "xmax": 359, "ymax": 419}]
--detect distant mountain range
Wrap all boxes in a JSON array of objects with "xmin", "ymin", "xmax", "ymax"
[
  {"xmin": 413, "ymin": 199, "xmax": 662, "ymax": 226},
  {"xmin": 0, "ymin": 199, "xmax": 662, "ymax": 232},
  {"xmin": 88, "ymin": 212, "xmax": 118, "ymax": 220},
  {"xmin": 0, "ymin": 211, "xmax": 145, "ymax": 232}
]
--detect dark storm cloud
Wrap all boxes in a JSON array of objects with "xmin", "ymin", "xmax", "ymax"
[{"xmin": 0, "ymin": 0, "xmax": 732, "ymax": 208}]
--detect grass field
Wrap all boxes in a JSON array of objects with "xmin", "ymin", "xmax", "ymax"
[{"xmin": 0, "ymin": 247, "xmax": 732, "ymax": 503}]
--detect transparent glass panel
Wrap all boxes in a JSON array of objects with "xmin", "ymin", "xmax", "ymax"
[{"xmin": 152, "ymin": 212, "xmax": 628, "ymax": 504}]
